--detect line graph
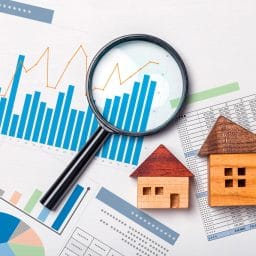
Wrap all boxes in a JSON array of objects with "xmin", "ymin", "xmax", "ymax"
[
  {"xmin": 94, "ymin": 60, "xmax": 159, "ymax": 91},
  {"xmin": 0, "ymin": 45, "xmax": 88, "ymax": 96},
  {"xmin": 0, "ymin": 46, "xmax": 158, "ymax": 96}
]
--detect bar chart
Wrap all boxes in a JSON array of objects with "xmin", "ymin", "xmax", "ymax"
[
  {"xmin": 0, "ymin": 184, "xmax": 90, "ymax": 234},
  {"xmin": 0, "ymin": 55, "xmax": 157, "ymax": 165}
]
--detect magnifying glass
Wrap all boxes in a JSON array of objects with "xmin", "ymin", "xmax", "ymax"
[{"xmin": 40, "ymin": 34, "xmax": 188, "ymax": 210}]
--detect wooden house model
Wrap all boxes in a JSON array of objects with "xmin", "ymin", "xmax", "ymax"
[
  {"xmin": 130, "ymin": 145, "xmax": 193, "ymax": 209},
  {"xmin": 199, "ymin": 116, "xmax": 256, "ymax": 206}
]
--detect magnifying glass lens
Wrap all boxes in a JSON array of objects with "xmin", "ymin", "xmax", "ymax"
[{"xmin": 90, "ymin": 40, "xmax": 186, "ymax": 134}]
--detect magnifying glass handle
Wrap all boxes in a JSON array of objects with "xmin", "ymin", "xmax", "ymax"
[{"xmin": 40, "ymin": 127, "xmax": 110, "ymax": 210}]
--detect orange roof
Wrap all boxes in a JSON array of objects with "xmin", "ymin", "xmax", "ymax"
[
  {"xmin": 130, "ymin": 144, "xmax": 193, "ymax": 177},
  {"xmin": 199, "ymin": 116, "xmax": 256, "ymax": 156}
]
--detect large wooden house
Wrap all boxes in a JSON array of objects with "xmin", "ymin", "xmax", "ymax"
[
  {"xmin": 199, "ymin": 116, "xmax": 256, "ymax": 206},
  {"xmin": 130, "ymin": 145, "xmax": 193, "ymax": 209}
]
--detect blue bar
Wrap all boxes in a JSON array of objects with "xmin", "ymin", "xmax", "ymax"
[
  {"xmin": 124, "ymin": 137, "xmax": 136, "ymax": 164},
  {"xmin": 132, "ymin": 81, "xmax": 156, "ymax": 164},
  {"xmin": 131, "ymin": 75, "xmax": 150, "ymax": 132},
  {"xmin": 116, "ymin": 136, "xmax": 128, "ymax": 162},
  {"xmin": 78, "ymin": 107, "xmax": 93, "ymax": 150},
  {"xmin": 9, "ymin": 114, "xmax": 19, "ymax": 137},
  {"xmin": 102, "ymin": 99, "xmax": 112, "ymax": 120},
  {"xmin": 24, "ymin": 91, "xmax": 41, "ymax": 140},
  {"xmin": 101, "ymin": 96, "xmax": 120, "ymax": 158},
  {"xmin": 55, "ymin": 86, "xmax": 74, "ymax": 147},
  {"xmin": 116, "ymin": 94, "xmax": 129, "ymax": 130},
  {"xmin": 109, "ymin": 94, "xmax": 129, "ymax": 160},
  {"xmin": 96, "ymin": 187, "xmax": 179, "ymax": 245},
  {"xmin": 124, "ymin": 82, "xmax": 140, "ymax": 131},
  {"xmin": 132, "ymin": 138, "xmax": 143, "ymax": 165},
  {"xmin": 17, "ymin": 94, "xmax": 32, "ymax": 139},
  {"xmin": 0, "ymin": 98, "xmax": 7, "ymax": 127},
  {"xmin": 52, "ymin": 185, "xmax": 84, "ymax": 231},
  {"xmin": 32, "ymin": 102, "xmax": 46, "ymax": 142},
  {"xmin": 37, "ymin": 207, "xmax": 50, "ymax": 222},
  {"xmin": 139, "ymin": 81, "xmax": 156, "ymax": 131},
  {"xmin": 47, "ymin": 92, "xmax": 65, "ymax": 146},
  {"xmin": 0, "ymin": 0, "xmax": 54, "ymax": 24},
  {"xmin": 40, "ymin": 108, "xmax": 53, "ymax": 144},
  {"xmin": 96, "ymin": 99, "xmax": 112, "ymax": 156},
  {"xmin": 89, "ymin": 116, "xmax": 98, "ymax": 137},
  {"xmin": 70, "ymin": 111, "xmax": 85, "ymax": 151},
  {"xmin": 63, "ymin": 109, "xmax": 77, "ymax": 149},
  {"xmin": 117, "ymin": 82, "xmax": 140, "ymax": 162},
  {"xmin": 125, "ymin": 75, "xmax": 150, "ymax": 163},
  {"xmin": 2, "ymin": 55, "xmax": 24, "ymax": 135}
]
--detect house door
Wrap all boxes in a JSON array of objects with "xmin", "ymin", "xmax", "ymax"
[{"xmin": 170, "ymin": 194, "xmax": 180, "ymax": 208}]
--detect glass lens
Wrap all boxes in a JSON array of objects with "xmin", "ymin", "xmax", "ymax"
[{"xmin": 90, "ymin": 39, "xmax": 186, "ymax": 134}]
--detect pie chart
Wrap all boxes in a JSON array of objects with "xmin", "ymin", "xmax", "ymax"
[{"xmin": 0, "ymin": 212, "xmax": 45, "ymax": 256}]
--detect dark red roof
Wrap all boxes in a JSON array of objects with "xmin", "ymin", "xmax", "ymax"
[
  {"xmin": 130, "ymin": 144, "xmax": 193, "ymax": 177},
  {"xmin": 199, "ymin": 116, "xmax": 256, "ymax": 156}
]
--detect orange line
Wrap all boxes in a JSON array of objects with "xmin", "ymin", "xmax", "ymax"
[
  {"xmin": 0, "ymin": 45, "xmax": 88, "ymax": 96},
  {"xmin": 94, "ymin": 60, "xmax": 159, "ymax": 91},
  {"xmin": 0, "ymin": 46, "xmax": 159, "ymax": 96}
]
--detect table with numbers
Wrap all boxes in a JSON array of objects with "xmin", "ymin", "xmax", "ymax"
[{"xmin": 176, "ymin": 94, "xmax": 256, "ymax": 240}]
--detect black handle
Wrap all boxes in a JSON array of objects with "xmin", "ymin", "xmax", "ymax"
[{"xmin": 40, "ymin": 127, "xmax": 110, "ymax": 210}]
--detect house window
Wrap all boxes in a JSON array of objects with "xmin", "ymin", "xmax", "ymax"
[
  {"xmin": 224, "ymin": 168, "xmax": 233, "ymax": 176},
  {"xmin": 224, "ymin": 167, "xmax": 247, "ymax": 188},
  {"xmin": 238, "ymin": 167, "xmax": 246, "ymax": 176},
  {"xmin": 238, "ymin": 179, "xmax": 246, "ymax": 187},
  {"xmin": 143, "ymin": 187, "xmax": 151, "ymax": 195},
  {"xmin": 225, "ymin": 179, "xmax": 233, "ymax": 187},
  {"xmin": 155, "ymin": 187, "xmax": 164, "ymax": 195}
]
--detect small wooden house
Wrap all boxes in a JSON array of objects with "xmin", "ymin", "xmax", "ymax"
[
  {"xmin": 199, "ymin": 116, "xmax": 256, "ymax": 206},
  {"xmin": 130, "ymin": 145, "xmax": 193, "ymax": 209}
]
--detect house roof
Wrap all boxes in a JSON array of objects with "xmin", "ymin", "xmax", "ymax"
[
  {"xmin": 199, "ymin": 116, "xmax": 256, "ymax": 156},
  {"xmin": 130, "ymin": 144, "xmax": 193, "ymax": 177}
]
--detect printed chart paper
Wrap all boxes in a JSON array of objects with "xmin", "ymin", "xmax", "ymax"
[{"xmin": 177, "ymin": 93, "xmax": 256, "ymax": 240}]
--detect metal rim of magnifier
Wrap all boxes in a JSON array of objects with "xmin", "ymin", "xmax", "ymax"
[{"xmin": 86, "ymin": 34, "xmax": 188, "ymax": 136}]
